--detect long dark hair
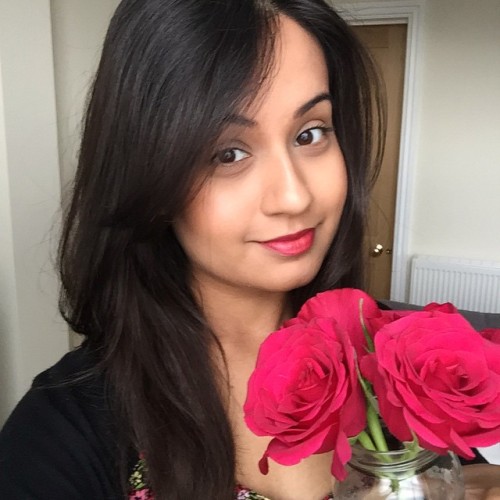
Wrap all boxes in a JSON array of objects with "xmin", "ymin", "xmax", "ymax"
[{"xmin": 58, "ymin": 0, "xmax": 385, "ymax": 498}]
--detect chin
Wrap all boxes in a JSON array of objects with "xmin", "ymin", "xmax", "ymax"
[{"xmin": 262, "ymin": 266, "xmax": 322, "ymax": 293}]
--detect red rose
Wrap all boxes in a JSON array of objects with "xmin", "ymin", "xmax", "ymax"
[
  {"xmin": 423, "ymin": 302, "xmax": 458, "ymax": 314},
  {"xmin": 367, "ymin": 301, "xmax": 458, "ymax": 333},
  {"xmin": 243, "ymin": 317, "xmax": 366, "ymax": 481},
  {"xmin": 366, "ymin": 307, "xmax": 413, "ymax": 334},
  {"xmin": 361, "ymin": 311, "xmax": 500, "ymax": 458},
  {"xmin": 481, "ymin": 328, "xmax": 500, "ymax": 345},
  {"xmin": 287, "ymin": 288, "xmax": 380, "ymax": 357}
]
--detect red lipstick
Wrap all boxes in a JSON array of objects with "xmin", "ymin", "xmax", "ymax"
[{"xmin": 261, "ymin": 228, "xmax": 315, "ymax": 257}]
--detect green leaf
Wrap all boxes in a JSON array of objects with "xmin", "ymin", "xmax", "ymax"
[{"xmin": 401, "ymin": 431, "xmax": 422, "ymax": 460}]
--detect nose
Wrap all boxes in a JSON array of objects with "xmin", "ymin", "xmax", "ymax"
[{"xmin": 260, "ymin": 149, "xmax": 313, "ymax": 216}]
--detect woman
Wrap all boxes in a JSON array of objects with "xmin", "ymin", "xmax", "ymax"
[{"xmin": 0, "ymin": 0, "xmax": 498, "ymax": 498}]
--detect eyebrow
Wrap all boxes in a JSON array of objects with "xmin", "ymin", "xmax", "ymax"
[
  {"xmin": 225, "ymin": 92, "xmax": 333, "ymax": 128},
  {"xmin": 294, "ymin": 92, "xmax": 333, "ymax": 118}
]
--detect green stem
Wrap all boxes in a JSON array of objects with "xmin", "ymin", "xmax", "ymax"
[
  {"xmin": 359, "ymin": 299, "xmax": 375, "ymax": 353},
  {"xmin": 366, "ymin": 406, "xmax": 400, "ymax": 493},
  {"xmin": 367, "ymin": 404, "xmax": 388, "ymax": 452},
  {"xmin": 357, "ymin": 431, "xmax": 376, "ymax": 451}
]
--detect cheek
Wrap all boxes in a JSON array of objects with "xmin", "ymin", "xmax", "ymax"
[
  {"xmin": 173, "ymin": 186, "xmax": 250, "ymax": 252},
  {"xmin": 314, "ymin": 155, "xmax": 348, "ymax": 215},
  {"xmin": 173, "ymin": 193, "xmax": 212, "ymax": 253}
]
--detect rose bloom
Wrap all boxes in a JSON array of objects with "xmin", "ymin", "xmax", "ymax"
[
  {"xmin": 366, "ymin": 301, "xmax": 459, "ymax": 334},
  {"xmin": 361, "ymin": 311, "xmax": 500, "ymax": 458},
  {"xmin": 287, "ymin": 289, "xmax": 448, "ymax": 357},
  {"xmin": 287, "ymin": 288, "xmax": 380, "ymax": 358},
  {"xmin": 243, "ymin": 317, "xmax": 366, "ymax": 480}
]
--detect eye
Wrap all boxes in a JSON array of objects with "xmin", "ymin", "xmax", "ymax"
[
  {"xmin": 295, "ymin": 126, "xmax": 333, "ymax": 146},
  {"xmin": 214, "ymin": 147, "xmax": 250, "ymax": 165}
]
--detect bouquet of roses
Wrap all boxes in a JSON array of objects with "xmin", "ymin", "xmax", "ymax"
[{"xmin": 243, "ymin": 289, "xmax": 500, "ymax": 482}]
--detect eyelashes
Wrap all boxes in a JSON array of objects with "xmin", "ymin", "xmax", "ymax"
[
  {"xmin": 211, "ymin": 125, "xmax": 335, "ymax": 167},
  {"xmin": 295, "ymin": 126, "xmax": 334, "ymax": 147},
  {"xmin": 212, "ymin": 148, "xmax": 250, "ymax": 165}
]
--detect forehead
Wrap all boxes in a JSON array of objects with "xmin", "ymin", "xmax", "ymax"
[
  {"xmin": 243, "ymin": 15, "xmax": 330, "ymax": 121},
  {"xmin": 276, "ymin": 15, "xmax": 327, "ymax": 72}
]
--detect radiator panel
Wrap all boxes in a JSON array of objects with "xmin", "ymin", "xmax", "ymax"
[{"xmin": 409, "ymin": 255, "xmax": 500, "ymax": 313}]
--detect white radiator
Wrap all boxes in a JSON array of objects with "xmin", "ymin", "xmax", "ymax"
[{"xmin": 409, "ymin": 255, "xmax": 500, "ymax": 313}]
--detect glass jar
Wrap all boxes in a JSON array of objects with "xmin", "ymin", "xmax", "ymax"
[{"xmin": 332, "ymin": 444, "xmax": 464, "ymax": 499}]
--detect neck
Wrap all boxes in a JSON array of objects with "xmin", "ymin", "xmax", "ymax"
[{"xmin": 192, "ymin": 276, "xmax": 292, "ymax": 353}]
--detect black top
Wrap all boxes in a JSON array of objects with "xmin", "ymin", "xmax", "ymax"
[
  {"xmin": 0, "ymin": 341, "xmax": 488, "ymax": 499},
  {"xmin": 0, "ymin": 344, "xmax": 125, "ymax": 499}
]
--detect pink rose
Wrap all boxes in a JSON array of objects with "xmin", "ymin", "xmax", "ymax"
[
  {"xmin": 423, "ymin": 302, "xmax": 458, "ymax": 314},
  {"xmin": 244, "ymin": 317, "xmax": 366, "ymax": 481},
  {"xmin": 368, "ymin": 301, "xmax": 458, "ymax": 333},
  {"xmin": 367, "ymin": 307, "xmax": 414, "ymax": 334},
  {"xmin": 287, "ymin": 288, "xmax": 380, "ymax": 357},
  {"xmin": 481, "ymin": 328, "xmax": 500, "ymax": 344},
  {"xmin": 361, "ymin": 311, "xmax": 500, "ymax": 458}
]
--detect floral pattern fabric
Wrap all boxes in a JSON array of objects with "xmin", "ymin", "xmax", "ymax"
[
  {"xmin": 128, "ymin": 455, "xmax": 334, "ymax": 499},
  {"xmin": 128, "ymin": 454, "xmax": 154, "ymax": 499}
]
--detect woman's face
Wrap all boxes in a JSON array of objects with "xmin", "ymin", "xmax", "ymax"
[{"xmin": 174, "ymin": 16, "xmax": 347, "ymax": 296}]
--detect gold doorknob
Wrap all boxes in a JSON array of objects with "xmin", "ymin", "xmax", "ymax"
[{"xmin": 371, "ymin": 244, "xmax": 384, "ymax": 257}]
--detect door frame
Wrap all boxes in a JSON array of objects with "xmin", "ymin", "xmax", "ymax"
[{"xmin": 329, "ymin": 0, "xmax": 424, "ymax": 302}]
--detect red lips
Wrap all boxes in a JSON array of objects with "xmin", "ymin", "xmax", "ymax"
[{"xmin": 260, "ymin": 228, "xmax": 315, "ymax": 256}]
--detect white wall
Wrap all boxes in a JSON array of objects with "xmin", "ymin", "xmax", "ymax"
[
  {"xmin": 411, "ymin": 0, "xmax": 500, "ymax": 261},
  {"xmin": 0, "ymin": 0, "xmax": 68, "ymax": 423},
  {"xmin": 51, "ymin": 0, "xmax": 119, "ymax": 191},
  {"xmin": 50, "ymin": 0, "xmax": 118, "ymax": 350},
  {"xmin": 341, "ymin": 0, "xmax": 500, "ymax": 264}
]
